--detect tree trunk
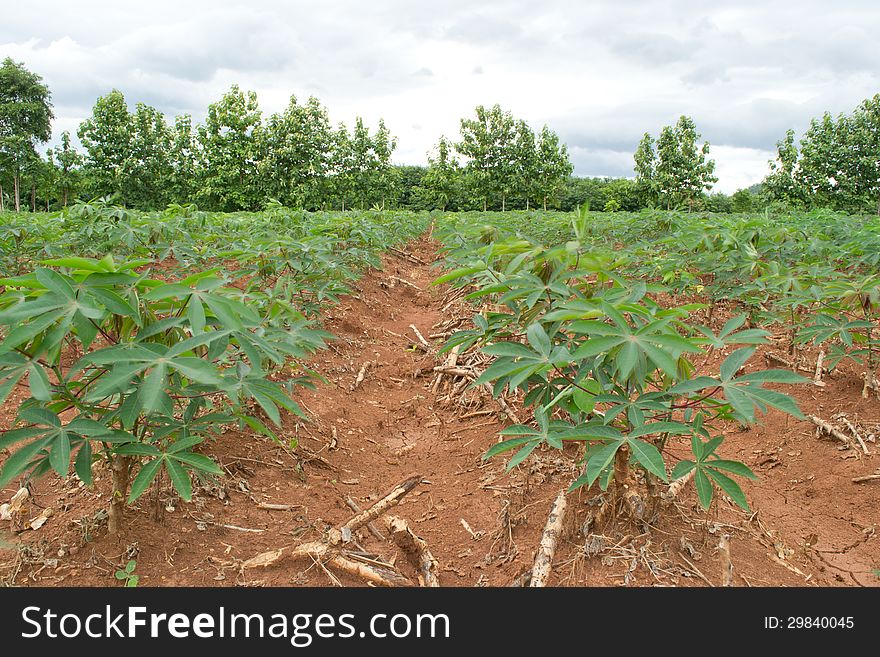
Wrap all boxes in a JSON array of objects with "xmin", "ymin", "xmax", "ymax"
[
  {"xmin": 482, "ymin": 198, "xmax": 487, "ymax": 212},
  {"xmin": 543, "ymin": 197, "xmax": 548, "ymax": 211},
  {"xmin": 63, "ymin": 187, "xmax": 68, "ymax": 207},
  {"xmin": 13, "ymin": 174, "xmax": 20, "ymax": 212},
  {"xmin": 502, "ymin": 194, "xmax": 506, "ymax": 212},
  {"xmin": 108, "ymin": 455, "xmax": 133, "ymax": 534},
  {"xmin": 0, "ymin": 182, "xmax": 4, "ymax": 212},
  {"xmin": 526, "ymin": 197, "xmax": 530, "ymax": 211},
  {"xmin": 31, "ymin": 183, "xmax": 36, "ymax": 212}
]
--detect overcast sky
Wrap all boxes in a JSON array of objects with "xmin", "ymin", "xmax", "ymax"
[{"xmin": 3, "ymin": 1, "xmax": 879, "ymax": 193}]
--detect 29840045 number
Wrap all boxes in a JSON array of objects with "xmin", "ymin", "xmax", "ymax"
[{"xmin": 787, "ymin": 617, "xmax": 854, "ymax": 629}]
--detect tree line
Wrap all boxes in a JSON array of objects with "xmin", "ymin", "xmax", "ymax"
[
  {"xmin": 3, "ymin": 56, "xmax": 879, "ymax": 215},
  {"xmin": 762, "ymin": 94, "xmax": 880, "ymax": 214}
]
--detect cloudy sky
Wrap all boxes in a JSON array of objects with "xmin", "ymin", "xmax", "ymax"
[{"xmin": 3, "ymin": 0, "xmax": 879, "ymax": 193}]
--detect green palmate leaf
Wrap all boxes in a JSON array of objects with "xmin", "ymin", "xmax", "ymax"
[
  {"xmin": 571, "ymin": 335, "xmax": 624, "ymax": 358},
  {"xmin": 164, "ymin": 457, "xmax": 192, "ymax": 501},
  {"xmin": 127, "ymin": 458, "xmax": 163, "ymax": 503},
  {"xmin": 641, "ymin": 341, "xmax": 678, "ymax": 377},
  {"xmin": 694, "ymin": 468, "xmax": 713, "ymax": 510},
  {"xmin": 187, "ymin": 298, "xmax": 206, "ymax": 334},
  {"xmin": 48, "ymin": 432, "xmax": 71, "ymax": 476},
  {"xmin": 0, "ymin": 438, "xmax": 51, "ymax": 488},
  {"xmin": 616, "ymin": 341, "xmax": 639, "ymax": 379},
  {"xmin": 35, "ymin": 268, "xmax": 76, "ymax": 299},
  {"xmin": 670, "ymin": 459, "xmax": 695, "ymax": 480},
  {"xmin": 627, "ymin": 438, "xmax": 668, "ymax": 481},
  {"xmin": 585, "ymin": 440, "xmax": 623, "ymax": 487},
  {"xmin": 705, "ymin": 467, "xmax": 750, "ymax": 510},
  {"xmin": 139, "ymin": 364, "xmax": 167, "ymax": 413},
  {"xmin": 720, "ymin": 346, "xmax": 755, "ymax": 381},
  {"xmin": 735, "ymin": 369, "xmax": 809, "ymax": 384},
  {"xmin": 706, "ymin": 459, "xmax": 757, "ymax": 479},
  {"xmin": 484, "ymin": 436, "xmax": 537, "ymax": 460},
  {"xmin": 74, "ymin": 441, "xmax": 93, "ymax": 485},
  {"xmin": 170, "ymin": 452, "xmax": 223, "ymax": 475},
  {"xmin": 28, "ymin": 364, "xmax": 52, "ymax": 401},
  {"xmin": 526, "ymin": 322, "xmax": 552, "ymax": 357},
  {"xmin": 505, "ymin": 440, "xmax": 540, "ymax": 471},
  {"xmin": 432, "ymin": 264, "xmax": 487, "ymax": 286}
]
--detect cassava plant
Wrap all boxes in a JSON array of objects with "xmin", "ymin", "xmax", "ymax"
[
  {"xmin": 436, "ymin": 221, "xmax": 807, "ymax": 518},
  {"xmin": 0, "ymin": 255, "xmax": 328, "ymax": 533}
]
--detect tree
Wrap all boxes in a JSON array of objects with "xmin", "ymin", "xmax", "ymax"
[
  {"xmin": 0, "ymin": 58, "xmax": 54, "ymax": 212},
  {"xmin": 262, "ymin": 95, "xmax": 333, "ymax": 209},
  {"xmin": 167, "ymin": 114, "xmax": 199, "ymax": 204},
  {"xmin": 456, "ymin": 104, "xmax": 517, "ymax": 211},
  {"xmin": 514, "ymin": 121, "xmax": 538, "ymax": 210},
  {"xmin": 52, "ymin": 131, "xmax": 83, "ymax": 206},
  {"xmin": 633, "ymin": 133, "xmax": 658, "ymax": 207},
  {"xmin": 329, "ymin": 123, "xmax": 353, "ymax": 211},
  {"xmin": 424, "ymin": 136, "xmax": 461, "ymax": 211},
  {"xmin": 124, "ymin": 103, "xmax": 173, "ymax": 208},
  {"xmin": 78, "ymin": 90, "xmax": 133, "ymax": 202},
  {"xmin": 371, "ymin": 118, "xmax": 398, "ymax": 209},
  {"xmin": 534, "ymin": 126, "xmax": 573, "ymax": 210},
  {"xmin": 762, "ymin": 128, "xmax": 806, "ymax": 208},
  {"xmin": 197, "ymin": 85, "xmax": 263, "ymax": 211},
  {"xmin": 637, "ymin": 116, "xmax": 716, "ymax": 210}
]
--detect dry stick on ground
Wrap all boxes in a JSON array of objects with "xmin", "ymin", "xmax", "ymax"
[
  {"xmin": 432, "ymin": 345, "xmax": 461, "ymax": 393},
  {"xmin": 483, "ymin": 384, "xmax": 521, "ymax": 424},
  {"xmin": 344, "ymin": 495, "xmax": 385, "ymax": 541},
  {"xmin": 765, "ymin": 352, "xmax": 813, "ymax": 374},
  {"xmin": 386, "ymin": 515, "xmax": 440, "ymax": 587},
  {"xmin": 663, "ymin": 469, "xmax": 695, "ymax": 502},
  {"xmin": 813, "ymin": 350, "xmax": 826, "ymax": 387},
  {"xmin": 390, "ymin": 276, "xmax": 422, "ymax": 291},
  {"xmin": 408, "ymin": 324, "xmax": 431, "ymax": 350},
  {"xmin": 863, "ymin": 371, "xmax": 880, "ymax": 399},
  {"xmin": 835, "ymin": 415, "xmax": 870, "ymax": 455},
  {"xmin": 243, "ymin": 474, "xmax": 422, "ymax": 586},
  {"xmin": 852, "ymin": 473, "xmax": 880, "ymax": 483},
  {"xmin": 808, "ymin": 415, "xmax": 853, "ymax": 448},
  {"xmin": 718, "ymin": 534, "xmax": 734, "ymax": 587},
  {"xmin": 350, "ymin": 361, "xmax": 374, "ymax": 391},
  {"xmin": 530, "ymin": 490, "xmax": 568, "ymax": 587}
]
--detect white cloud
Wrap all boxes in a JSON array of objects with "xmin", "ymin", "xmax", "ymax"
[{"xmin": 2, "ymin": 0, "xmax": 878, "ymax": 192}]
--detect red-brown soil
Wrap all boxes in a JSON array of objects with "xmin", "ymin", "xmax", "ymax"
[{"xmin": 1, "ymin": 237, "xmax": 877, "ymax": 587}]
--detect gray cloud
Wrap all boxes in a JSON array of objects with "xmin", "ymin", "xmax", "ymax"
[{"xmin": 2, "ymin": 0, "xmax": 879, "ymax": 193}]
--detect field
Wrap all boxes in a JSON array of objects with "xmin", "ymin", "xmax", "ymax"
[{"xmin": 0, "ymin": 205, "xmax": 878, "ymax": 587}]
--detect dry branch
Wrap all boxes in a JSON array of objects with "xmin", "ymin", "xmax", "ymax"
[
  {"xmin": 329, "ymin": 554, "xmax": 413, "ymax": 587},
  {"xmin": 852, "ymin": 473, "xmax": 880, "ymax": 484},
  {"xmin": 813, "ymin": 350, "xmax": 826, "ymax": 387},
  {"xmin": 344, "ymin": 495, "xmax": 385, "ymax": 541},
  {"xmin": 863, "ymin": 371, "xmax": 880, "ymax": 399},
  {"xmin": 350, "ymin": 361, "xmax": 374, "ymax": 391},
  {"xmin": 408, "ymin": 324, "xmax": 431, "ymax": 350},
  {"xmin": 432, "ymin": 345, "xmax": 461, "ymax": 393},
  {"xmin": 718, "ymin": 534, "xmax": 733, "ymax": 587},
  {"xmin": 386, "ymin": 515, "xmax": 440, "ymax": 587},
  {"xmin": 330, "ymin": 474, "xmax": 423, "ymax": 544},
  {"xmin": 835, "ymin": 415, "xmax": 870, "ymax": 455},
  {"xmin": 530, "ymin": 490, "xmax": 567, "ymax": 587},
  {"xmin": 391, "ymin": 276, "xmax": 422, "ymax": 291},
  {"xmin": 243, "ymin": 474, "xmax": 422, "ymax": 586},
  {"xmin": 808, "ymin": 415, "xmax": 852, "ymax": 447},
  {"xmin": 483, "ymin": 384, "xmax": 521, "ymax": 424},
  {"xmin": 663, "ymin": 469, "xmax": 695, "ymax": 502}
]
